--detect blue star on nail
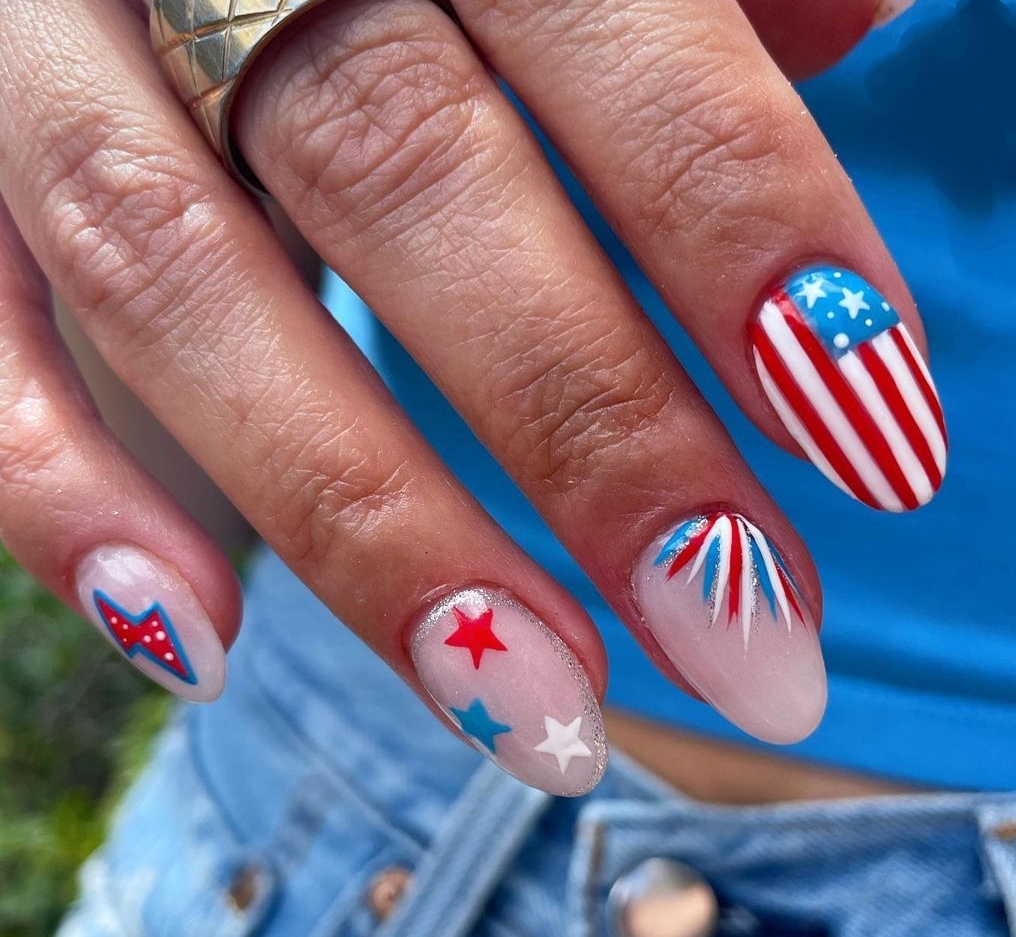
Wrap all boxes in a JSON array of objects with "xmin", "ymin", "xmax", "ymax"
[{"xmin": 450, "ymin": 698, "xmax": 512, "ymax": 754}]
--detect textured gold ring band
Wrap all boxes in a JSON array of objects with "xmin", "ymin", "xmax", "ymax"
[{"xmin": 150, "ymin": 0, "xmax": 331, "ymax": 194}]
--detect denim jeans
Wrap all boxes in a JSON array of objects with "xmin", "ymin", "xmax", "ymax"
[{"xmin": 58, "ymin": 548, "xmax": 1016, "ymax": 937}]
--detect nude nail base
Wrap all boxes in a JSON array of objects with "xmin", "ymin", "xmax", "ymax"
[
  {"xmin": 411, "ymin": 587, "xmax": 607, "ymax": 796},
  {"xmin": 632, "ymin": 513, "xmax": 827, "ymax": 744},
  {"xmin": 76, "ymin": 544, "xmax": 226, "ymax": 702}
]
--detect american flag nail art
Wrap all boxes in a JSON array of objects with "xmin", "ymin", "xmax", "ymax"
[{"xmin": 751, "ymin": 266, "xmax": 947, "ymax": 512}]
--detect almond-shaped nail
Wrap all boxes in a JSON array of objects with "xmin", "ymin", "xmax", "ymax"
[
  {"xmin": 75, "ymin": 544, "xmax": 226, "ymax": 702},
  {"xmin": 411, "ymin": 587, "xmax": 607, "ymax": 796},
  {"xmin": 751, "ymin": 265, "xmax": 947, "ymax": 512},
  {"xmin": 632, "ymin": 513, "xmax": 826, "ymax": 744}
]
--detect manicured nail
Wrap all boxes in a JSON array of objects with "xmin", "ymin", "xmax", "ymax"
[
  {"xmin": 75, "ymin": 544, "xmax": 226, "ymax": 702},
  {"xmin": 411, "ymin": 587, "xmax": 607, "ymax": 796},
  {"xmin": 873, "ymin": 0, "xmax": 917, "ymax": 26},
  {"xmin": 632, "ymin": 513, "xmax": 826, "ymax": 744},
  {"xmin": 751, "ymin": 265, "xmax": 947, "ymax": 512}
]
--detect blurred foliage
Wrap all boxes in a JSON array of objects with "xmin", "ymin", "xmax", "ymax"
[{"xmin": 0, "ymin": 545, "xmax": 171, "ymax": 937}]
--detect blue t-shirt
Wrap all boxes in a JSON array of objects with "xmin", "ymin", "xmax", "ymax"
[{"xmin": 324, "ymin": 0, "xmax": 1016, "ymax": 790}]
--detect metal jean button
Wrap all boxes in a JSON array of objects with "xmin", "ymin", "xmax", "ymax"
[
  {"xmin": 607, "ymin": 857, "xmax": 719, "ymax": 937},
  {"xmin": 366, "ymin": 865, "xmax": 413, "ymax": 921}
]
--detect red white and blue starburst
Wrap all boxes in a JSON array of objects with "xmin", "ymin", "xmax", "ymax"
[{"xmin": 653, "ymin": 513, "xmax": 805, "ymax": 649}]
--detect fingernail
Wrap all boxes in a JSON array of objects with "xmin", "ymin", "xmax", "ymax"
[
  {"xmin": 751, "ymin": 264, "xmax": 947, "ymax": 512},
  {"xmin": 632, "ymin": 513, "xmax": 826, "ymax": 744},
  {"xmin": 75, "ymin": 544, "xmax": 226, "ymax": 702},
  {"xmin": 411, "ymin": 587, "xmax": 607, "ymax": 796},
  {"xmin": 873, "ymin": 0, "xmax": 916, "ymax": 26}
]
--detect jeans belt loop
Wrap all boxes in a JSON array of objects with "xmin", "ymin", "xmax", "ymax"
[{"xmin": 377, "ymin": 760, "xmax": 553, "ymax": 937}]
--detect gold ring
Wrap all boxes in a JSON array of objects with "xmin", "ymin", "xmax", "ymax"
[{"xmin": 150, "ymin": 0, "xmax": 331, "ymax": 193}]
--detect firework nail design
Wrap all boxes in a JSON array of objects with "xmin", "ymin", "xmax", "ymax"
[
  {"xmin": 751, "ymin": 265, "xmax": 947, "ymax": 511},
  {"xmin": 632, "ymin": 513, "xmax": 826, "ymax": 744},
  {"xmin": 411, "ymin": 588, "xmax": 606, "ymax": 796},
  {"xmin": 654, "ymin": 514, "xmax": 804, "ymax": 651},
  {"xmin": 76, "ymin": 545, "xmax": 226, "ymax": 702}
]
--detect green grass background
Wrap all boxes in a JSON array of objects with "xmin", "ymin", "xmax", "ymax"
[{"xmin": 0, "ymin": 545, "xmax": 171, "ymax": 937}]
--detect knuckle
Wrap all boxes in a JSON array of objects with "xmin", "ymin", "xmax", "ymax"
[
  {"xmin": 32, "ymin": 106, "xmax": 235, "ymax": 348},
  {"xmin": 492, "ymin": 318, "xmax": 673, "ymax": 495},
  {"xmin": 0, "ymin": 378, "xmax": 78, "ymax": 493},
  {"xmin": 261, "ymin": 8, "xmax": 490, "ymax": 227},
  {"xmin": 265, "ymin": 428, "xmax": 418, "ymax": 575},
  {"xmin": 1, "ymin": 11, "xmax": 247, "ymax": 356},
  {"xmin": 621, "ymin": 47, "xmax": 802, "ymax": 242}
]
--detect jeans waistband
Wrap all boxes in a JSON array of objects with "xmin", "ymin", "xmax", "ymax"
[{"xmin": 378, "ymin": 752, "xmax": 1016, "ymax": 937}]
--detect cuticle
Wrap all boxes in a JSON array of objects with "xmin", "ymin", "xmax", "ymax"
[
  {"xmin": 403, "ymin": 581, "xmax": 605, "ymax": 702},
  {"xmin": 402, "ymin": 580, "xmax": 526, "ymax": 660}
]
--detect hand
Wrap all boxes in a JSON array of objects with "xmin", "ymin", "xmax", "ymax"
[{"xmin": 0, "ymin": 0, "xmax": 943, "ymax": 795}]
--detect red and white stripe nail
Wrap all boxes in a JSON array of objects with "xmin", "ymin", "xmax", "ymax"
[{"xmin": 751, "ymin": 265, "xmax": 947, "ymax": 512}]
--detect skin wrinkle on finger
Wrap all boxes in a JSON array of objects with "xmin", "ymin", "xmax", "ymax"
[
  {"xmin": 0, "ymin": 5, "xmax": 277, "ymax": 375},
  {"xmin": 505, "ymin": 10, "xmax": 817, "ymax": 257},
  {"xmin": 270, "ymin": 451, "xmax": 421, "ymax": 593},
  {"xmin": 36, "ymin": 137, "xmax": 231, "ymax": 346},
  {"xmin": 483, "ymin": 315, "xmax": 677, "ymax": 496},
  {"xmin": 2, "ymin": 34, "xmax": 308, "ymax": 436},
  {"xmin": 244, "ymin": 6, "xmax": 481, "ymax": 190},
  {"xmin": 261, "ymin": 29, "xmax": 494, "ymax": 246},
  {"xmin": 248, "ymin": 387, "xmax": 418, "ymax": 568},
  {"xmin": 2, "ymin": 64, "xmax": 248, "ymax": 352}
]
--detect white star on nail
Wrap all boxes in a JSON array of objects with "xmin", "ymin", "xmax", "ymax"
[
  {"xmin": 796, "ymin": 278, "xmax": 828, "ymax": 309},
  {"xmin": 838, "ymin": 287, "xmax": 871, "ymax": 320},
  {"xmin": 534, "ymin": 716, "xmax": 592, "ymax": 774}
]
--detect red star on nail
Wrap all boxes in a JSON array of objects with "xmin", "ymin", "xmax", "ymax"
[{"xmin": 443, "ymin": 607, "xmax": 507, "ymax": 669}]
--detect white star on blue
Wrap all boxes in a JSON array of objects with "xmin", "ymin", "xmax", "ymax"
[
  {"xmin": 450, "ymin": 698, "xmax": 512, "ymax": 753},
  {"xmin": 787, "ymin": 266, "xmax": 899, "ymax": 358}
]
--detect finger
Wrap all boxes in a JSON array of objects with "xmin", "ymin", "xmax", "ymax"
[
  {"xmin": 0, "ymin": 0, "xmax": 608, "ymax": 795},
  {"xmin": 451, "ymin": 0, "xmax": 947, "ymax": 513},
  {"xmin": 234, "ymin": 1, "xmax": 827, "ymax": 741},
  {"xmin": 0, "ymin": 198, "xmax": 239, "ymax": 701}
]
